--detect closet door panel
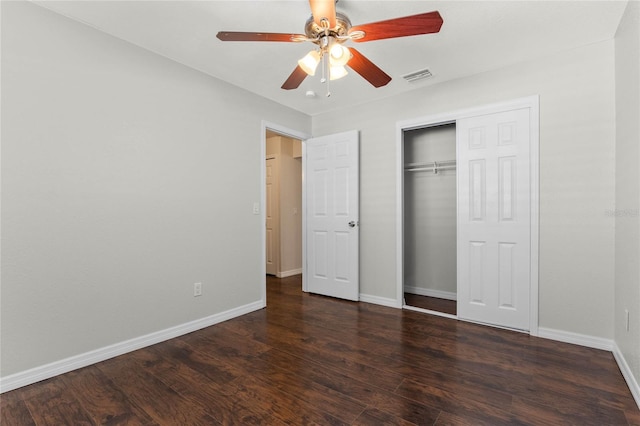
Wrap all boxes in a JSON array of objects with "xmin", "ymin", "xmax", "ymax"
[{"xmin": 457, "ymin": 108, "xmax": 531, "ymax": 331}]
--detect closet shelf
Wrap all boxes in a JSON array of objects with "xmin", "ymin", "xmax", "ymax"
[{"xmin": 404, "ymin": 160, "xmax": 456, "ymax": 174}]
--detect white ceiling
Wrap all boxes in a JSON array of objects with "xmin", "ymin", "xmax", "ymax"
[{"xmin": 34, "ymin": 0, "xmax": 628, "ymax": 116}]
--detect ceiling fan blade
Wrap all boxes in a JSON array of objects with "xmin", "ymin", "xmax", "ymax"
[
  {"xmin": 281, "ymin": 66, "xmax": 308, "ymax": 90},
  {"xmin": 349, "ymin": 11, "xmax": 443, "ymax": 42},
  {"xmin": 216, "ymin": 31, "xmax": 304, "ymax": 42},
  {"xmin": 308, "ymin": 0, "xmax": 336, "ymax": 29},
  {"xmin": 347, "ymin": 48, "xmax": 391, "ymax": 88}
]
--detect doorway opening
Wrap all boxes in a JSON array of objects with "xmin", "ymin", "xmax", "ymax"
[
  {"xmin": 403, "ymin": 123, "xmax": 457, "ymax": 316},
  {"xmin": 265, "ymin": 130, "xmax": 303, "ymax": 279},
  {"xmin": 260, "ymin": 122, "xmax": 309, "ymax": 307}
]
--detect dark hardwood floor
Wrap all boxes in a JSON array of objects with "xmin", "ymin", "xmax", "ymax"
[
  {"xmin": 404, "ymin": 293, "xmax": 457, "ymax": 316},
  {"xmin": 2, "ymin": 274, "xmax": 639, "ymax": 425}
]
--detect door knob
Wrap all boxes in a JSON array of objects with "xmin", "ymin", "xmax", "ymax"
[{"xmin": 348, "ymin": 221, "xmax": 357, "ymax": 228}]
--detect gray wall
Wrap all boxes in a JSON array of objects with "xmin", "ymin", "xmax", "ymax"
[
  {"xmin": 313, "ymin": 39, "xmax": 616, "ymax": 340},
  {"xmin": 0, "ymin": 1, "xmax": 310, "ymax": 376},
  {"xmin": 614, "ymin": 0, "xmax": 640, "ymax": 396}
]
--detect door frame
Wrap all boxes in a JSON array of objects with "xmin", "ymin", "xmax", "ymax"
[
  {"xmin": 261, "ymin": 121, "xmax": 311, "ymax": 306},
  {"xmin": 395, "ymin": 96, "xmax": 540, "ymax": 336}
]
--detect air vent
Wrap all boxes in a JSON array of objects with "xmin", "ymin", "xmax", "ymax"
[{"xmin": 402, "ymin": 68, "xmax": 433, "ymax": 82}]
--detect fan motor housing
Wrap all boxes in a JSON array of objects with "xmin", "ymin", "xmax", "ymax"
[{"xmin": 304, "ymin": 12, "xmax": 352, "ymax": 40}]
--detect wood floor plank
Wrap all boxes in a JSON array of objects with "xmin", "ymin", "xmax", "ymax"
[
  {"xmin": 228, "ymin": 375, "xmax": 351, "ymax": 425},
  {"xmin": 404, "ymin": 293, "xmax": 457, "ymax": 315},
  {"xmin": 147, "ymin": 339, "xmax": 240, "ymax": 386},
  {"xmin": 176, "ymin": 324, "xmax": 369, "ymax": 424},
  {"xmin": 96, "ymin": 355, "xmax": 219, "ymax": 425},
  {"xmin": 255, "ymin": 348, "xmax": 442, "ymax": 425},
  {"xmin": 511, "ymin": 395, "xmax": 629, "ymax": 426},
  {"xmin": 393, "ymin": 378, "xmax": 520, "ymax": 426},
  {"xmin": 352, "ymin": 407, "xmax": 418, "ymax": 426},
  {"xmin": 143, "ymin": 343, "xmax": 288, "ymax": 425},
  {"xmin": 168, "ymin": 337, "xmax": 367, "ymax": 424},
  {"xmin": 433, "ymin": 411, "xmax": 498, "ymax": 426},
  {"xmin": 0, "ymin": 390, "xmax": 36, "ymax": 426},
  {"xmin": 626, "ymin": 407, "xmax": 640, "ymax": 426},
  {"xmin": 20, "ymin": 378, "xmax": 95, "ymax": 425},
  {"xmin": 232, "ymin": 350, "xmax": 367, "ymax": 423},
  {"xmin": 60, "ymin": 365, "xmax": 154, "ymax": 425},
  {"xmin": 216, "ymin": 317, "xmax": 408, "ymax": 393}
]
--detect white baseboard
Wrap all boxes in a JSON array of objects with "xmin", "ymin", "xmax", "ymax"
[
  {"xmin": 537, "ymin": 327, "xmax": 614, "ymax": 351},
  {"xmin": 0, "ymin": 300, "xmax": 264, "ymax": 394},
  {"xmin": 404, "ymin": 286, "xmax": 457, "ymax": 301},
  {"xmin": 359, "ymin": 293, "xmax": 400, "ymax": 308},
  {"xmin": 277, "ymin": 268, "xmax": 302, "ymax": 278},
  {"xmin": 612, "ymin": 342, "xmax": 640, "ymax": 410}
]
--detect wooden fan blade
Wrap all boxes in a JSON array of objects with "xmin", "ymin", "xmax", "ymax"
[
  {"xmin": 347, "ymin": 48, "xmax": 391, "ymax": 88},
  {"xmin": 281, "ymin": 66, "xmax": 308, "ymax": 90},
  {"xmin": 308, "ymin": 0, "xmax": 336, "ymax": 28},
  {"xmin": 216, "ymin": 31, "xmax": 304, "ymax": 42},
  {"xmin": 349, "ymin": 11, "xmax": 443, "ymax": 42}
]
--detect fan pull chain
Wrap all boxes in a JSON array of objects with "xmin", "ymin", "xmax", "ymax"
[{"xmin": 324, "ymin": 51, "xmax": 331, "ymax": 97}]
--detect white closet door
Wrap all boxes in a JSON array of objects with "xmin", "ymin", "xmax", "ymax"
[{"xmin": 457, "ymin": 108, "xmax": 531, "ymax": 331}]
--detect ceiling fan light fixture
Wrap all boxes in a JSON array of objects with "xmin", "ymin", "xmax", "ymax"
[
  {"xmin": 298, "ymin": 50, "xmax": 321, "ymax": 76},
  {"xmin": 329, "ymin": 65, "xmax": 348, "ymax": 81},
  {"xmin": 217, "ymin": 6, "xmax": 444, "ymax": 92},
  {"xmin": 329, "ymin": 44, "xmax": 350, "ymax": 67}
]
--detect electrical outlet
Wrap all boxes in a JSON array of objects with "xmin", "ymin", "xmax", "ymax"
[
  {"xmin": 253, "ymin": 202, "xmax": 260, "ymax": 215},
  {"xmin": 194, "ymin": 282, "xmax": 202, "ymax": 297},
  {"xmin": 625, "ymin": 309, "xmax": 630, "ymax": 332}
]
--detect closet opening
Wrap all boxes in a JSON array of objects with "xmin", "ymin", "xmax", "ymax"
[{"xmin": 403, "ymin": 123, "xmax": 457, "ymax": 317}]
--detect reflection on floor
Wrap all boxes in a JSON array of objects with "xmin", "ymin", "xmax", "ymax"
[{"xmin": 404, "ymin": 293, "xmax": 457, "ymax": 316}]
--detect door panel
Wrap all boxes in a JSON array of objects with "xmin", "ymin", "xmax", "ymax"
[
  {"xmin": 457, "ymin": 108, "xmax": 531, "ymax": 330},
  {"xmin": 305, "ymin": 130, "xmax": 359, "ymax": 301},
  {"xmin": 265, "ymin": 157, "xmax": 279, "ymax": 275}
]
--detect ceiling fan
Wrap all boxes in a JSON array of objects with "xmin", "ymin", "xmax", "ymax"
[{"xmin": 216, "ymin": 0, "xmax": 443, "ymax": 92}]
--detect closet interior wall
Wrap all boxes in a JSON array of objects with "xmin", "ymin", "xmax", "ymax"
[{"xmin": 403, "ymin": 123, "xmax": 457, "ymax": 301}]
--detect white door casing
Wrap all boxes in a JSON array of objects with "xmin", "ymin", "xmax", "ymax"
[
  {"xmin": 305, "ymin": 130, "xmax": 359, "ymax": 301},
  {"xmin": 457, "ymin": 108, "xmax": 532, "ymax": 331},
  {"xmin": 265, "ymin": 156, "xmax": 280, "ymax": 276}
]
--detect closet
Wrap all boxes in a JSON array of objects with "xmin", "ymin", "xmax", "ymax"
[
  {"xmin": 398, "ymin": 97, "xmax": 538, "ymax": 331},
  {"xmin": 403, "ymin": 123, "xmax": 457, "ymax": 315}
]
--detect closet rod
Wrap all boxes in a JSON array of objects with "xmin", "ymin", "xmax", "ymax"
[
  {"xmin": 405, "ymin": 165, "xmax": 456, "ymax": 173},
  {"xmin": 405, "ymin": 160, "xmax": 456, "ymax": 169},
  {"xmin": 404, "ymin": 160, "xmax": 456, "ymax": 174}
]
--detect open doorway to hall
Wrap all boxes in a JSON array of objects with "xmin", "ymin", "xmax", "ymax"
[{"xmin": 265, "ymin": 130, "xmax": 303, "ymax": 281}]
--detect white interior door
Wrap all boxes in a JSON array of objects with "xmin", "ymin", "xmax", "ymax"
[
  {"xmin": 265, "ymin": 156, "xmax": 280, "ymax": 276},
  {"xmin": 457, "ymin": 108, "xmax": 531, "ymax": 330},
  {"xmin": 305, "ymin": 130, "xmax": 359, "ymax": 301}
]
